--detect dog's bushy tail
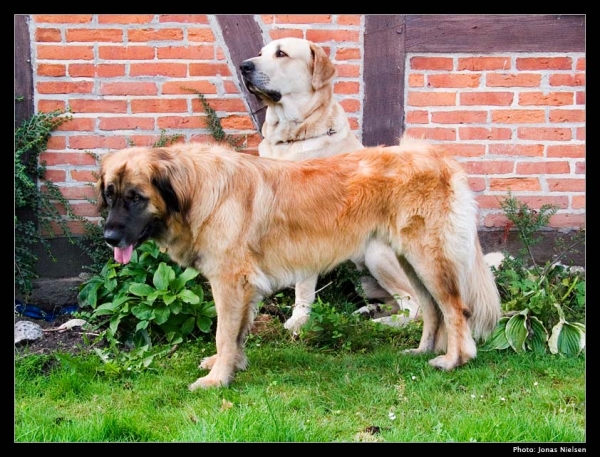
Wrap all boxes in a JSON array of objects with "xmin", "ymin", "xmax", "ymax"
[{"xmin": 465, "ymin": 241, "xmax": 502, "ymax": 341}]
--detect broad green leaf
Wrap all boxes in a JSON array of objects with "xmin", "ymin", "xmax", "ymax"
[
  {"xmin": 505, "ymin": 312, "xmax": 528, "ymax": 353},
  {"xmin": 131, "ymin": 303, "xmax": 155, "ymax": 321},
  {"xmin": 109, "ymin": 314, "xmax": 122, "ymax": 335},
  {"xmin": 178, "ymin": 289, "xmax": 200, "ymax": 304},
  {"xmin": 480, "ymin": 317, "xmax": 510, "ymax": 351},
  {"xmin": 129, "ymin": 283, "xmax": 155, "ymax": 297},
  {"xmin": 548, "ymin": 320, "xmax": 564, "ymax": 354},
  {"xmin": 135, "ymin": 320, "xmax": 149, "ymax": 331},
  {"xmin": 169, "ymin": 300, "xmax": 182, "ymax": 315},
  {"xmin": 154, "ymin": 306, "xmax": 171, "ymax": 325},
  {"xmin": 170, "ymin": 267, "xmax": 200, "ymax": 292},
  {"xmin": 551, "ymin": 321, "xmax": 586, "ymax": 357},
  {"xmin": 181, "ymin": 316, "xmax": 196, "ymax": 335},
  {"xmin": 153, "ymin": 262, "xmax": 174, "ymax": 291},
  {"xmin": 163, "ymin": 292, "xmax": 177, "ymax": 305},
  {"xmin": 196, "ymin": 315, "xmax": 213, "ymax": 333},
  {"xmin": 525, "ymin": 315, "xmax": 548, "ymax": 354}
]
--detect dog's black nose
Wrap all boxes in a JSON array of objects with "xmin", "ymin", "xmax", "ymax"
[{"xmin": 240, "ymin": 60, "xmax": 254, "ymax": 74}]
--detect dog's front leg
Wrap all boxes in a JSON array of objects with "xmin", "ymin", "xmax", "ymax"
[{"xmin": 189, "ymin": 277, "xmax": 254, "ymax": 390}]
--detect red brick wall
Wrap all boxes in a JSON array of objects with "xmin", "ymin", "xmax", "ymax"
[
  {"xmin": 404, "ymin": 53, "xmax": 585, "ymax": 229},
  {"xmin": 27, "ymin": 14, "xmax": 585, "ymax": 234}
]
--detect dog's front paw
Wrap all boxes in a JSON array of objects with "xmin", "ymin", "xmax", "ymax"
[
  {"xmin": 283, "ymin": 305, "xmax": 311, "ymax": 333},
  {"xmin": 189, "ymin": 375, "xmax": 228, "ymax": 390},
  {"xmin": 199, "ymin": 354, "xmax": 217, "ymax": 370}
]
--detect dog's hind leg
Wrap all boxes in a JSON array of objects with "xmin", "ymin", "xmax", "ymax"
[
  {"xmin": 284, "ymin": 274, "xmax": 319, "ymax": 333},
  {"xmin": 402, "ymin": 249, "xmax": 477, "ymax": 370},
  {"xmin": 189, "ymin": 276, "xmax": 259, "ymax": 389},
  {"xmin": 357, "ymin": 239, "xmax": 420, "ymax": 321}
]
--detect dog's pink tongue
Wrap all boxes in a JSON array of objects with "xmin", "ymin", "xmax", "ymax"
[{"xmin": 114, "ymin": 245, "xmax": 134, "ymax": 264}]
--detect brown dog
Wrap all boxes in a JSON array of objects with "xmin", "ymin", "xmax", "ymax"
[
  {"xmin": 98, "ymin": 137, "xmax": 501, "ymax": 389},
  {"xmin": 240, "ymin": 37, "xmax": 420, "ymax": 332}
]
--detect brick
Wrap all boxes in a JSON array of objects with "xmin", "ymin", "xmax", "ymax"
[
  {"xmin": 221, "ymin": 115, "xmax": 254, "ymax": 130},
  {"xmin": 336, "ymin": 47, "xmax": 361, "ymax": 61},
  {"xmin": 69, "ymin": 100, "xmax": 127, "ymax": 113},
  {"xmin": 157, "ymin": 116, "xmax": 207, "ymax": 129},
  {"xmin": 408, "ymin": 74, "xmax": 424, "ymax": 87},
  {"xmin": 131, "ymin": 99, "xmax": 188, "ymax": 113},
  {"xmin": 406, "ymin": 110, "xmax": 429, "ymax": 124},
  {"xmin": 34, "ymin": 15, "xmax": 92, "ymax": 23},
  {"xmin": 549, "ymin": 109, "xmax": 585, "ymax": 123},
  {"xmin": 515, "ymin": 196, "xmax": 569, "ymax": 210},
  {"xmin": 458, "ymin": 57, "xmax": 511, "ymax": 71},
  {"xmin": 476, "ymin": 195, "xmax": 504, "ymax": 209},
  {"xmin": 460, "ymin": 92, "xmax": 513, "ymax": 106},
  {"xmin": 576, "ymin": 127, "xmax": 585, "ymax": 141},
  {"xmin": 189, "ymin": 63, "xmax": 232, "ymax": 77},
  {"xmin": 275, "ymin": 15, "xmax": 332, "ymax": 23},
  {"xmin": 575, "ymin": 161, "xmax": 585, "ymax": 174},
  {"xmin": 37, "ymin": 81, "xmax": 94, "ymax": 94},
  {"xmin": 306, "ymin": 30, "xmax": 360, "ymax": 43},
  {"xmin": 188, "ymin": 28, "xmax": 216, "ymax": 42},
  {"xmin": 462, "ymin": 161, "xmax": 514, "ymax": 174},
  {"xmin": 37, "ymin": 64, "xmax": 66, "ymax": 77},
  {"xmin": 337, "ymin": 15, "xmax": 361, "ymax": 26},
  {"xmin": 407, "ymin": 92, "xmax": 456, "ymax": 106},
  {"xmin": 516, "ymin": 161, "xmax": 570, "ymax": 174},
  {"xmin": 517, "ymin": 127, "xmax": 571, "ymax": 141},
  {"xmin": 159, "ymin": 15, "xmax": 209, "ymax": 24},
  {"xmin": 46, "ymin": 136, "xmax": 66, "ymax": 150},
  {"xmin": 576, "ymin": 57, "xmax": 585, "ymax": 71},
  {"xmin": 444, "ymin": 144, "xmax": 485, "ymax": 157},
  {"xmin": 516, "ymin": 57, "xmax": 572, "ymax": 70},
  {"xmin": 35, "ymin": 28, "xmax": 61, "ymax": 42},
  {"xmin": 518, "ymin": 92, "xmax": 574, "ymax": 106},
  {"xmin": 66, "ymin": 29, "xmax": 123, "ymax": 42},
  {"xmin": 572, "ymin": 195, "xmax": 585, "ymax": 209},
  {"xmin": 403, "ymin": 127, "xmax": 456, "ymax": 141},
  {"xmin": 100, "ymin": 82, "xmax": 158, "ymax": 96},
  {"xmin": 130, "ymin": 63, "xmax": 187, "ymax": 77},
  {"xmin": 38, "ymin": 100, "xmax": 66, "ymax": 112},
  {"xmin": 547, "ymin": 179, "xmax": 585, "ymax": 192},
  {"xmin": 128, "ymin": 28, "xmax": 184, "ymax": 41},
  {"xmin": 486, "ymin": 73, "xmax": 542, "ymax": 87},
  {"xmin": 158, "ymin": 46, "xmax": 215, "ymax": 60},
  {"xmin": 427, "ymin": 74, "xmax": 480, "ymax": 88},
  {"xmin": 56, "ymin": 185, "xmax": 98, "ymax": 200},
  {"xmin": 68, "ymin": 136, "xmax": 127, "ymax": 149},
  {"xmin": 459, "ymin": 127, "xmax": 512, "ymax": 141},
  {"xmin": 43, "ymin": 169, "xmax": 66, "ymax": 182},
  {"xmin": 37, "ymin": 45, "xmax": 94, "ymax": 60},
  {"xmin": 334, "ymin": 81, "xmax": 360, "ymax": 95},
  {"xmin": 334, "ymin": 64, "xmax": 360, "ymax": 78},
  {"xmin": 489, "ymin": 144, "xmax": 544, "ymax": 157},
  {"xmin": 483, "ymin": 213, "xmax": 510, "ymax": 228},
  {"xmin": 39, "ymin": 152, "xmax": 97, "ymax": 166},
  {"xmin": 224, "ymin": 81, "xmax": 241, "ymax": 94},
  {"xmin": 164, "ymin": 81, "xmax": 217, "ymax": 95},
  {"xmin": 95, "ymin": 64, "xmax": 126, "ymax": 78},
  {"xmin": 99, "ymin": 117, "xmax": 156, "ymax": 131},
  {"xmin": 468, "ymin": 177, "xmax": 486, "ymax": 192},
  {"xmin": 548, "ymin": 213, "xmax": 585, "ymax": 229},
  {"xmin": 69, "ymin": 202, "xmax": 100, "ymax": 217},
  {"xmin": 339, "ymin": 99, "xmax": 360, "ymax": 113},
  {"xmin": 55, "ymin": 118, "xmax": 94, "ymax": 132},
  {"xmin": 490, "ymin": 177, "xmax": 541, "ymax": 191},
  {"xmin": 576, "ymin": 91, "xmax": 585, "ymax": 105},
  {"xmin": 549, "ymin": 74, "xmax": 585, "ymax": 86},
  {"xmin": 410, "ymin": 57, "xmax": 453, "ymax": 71},
  {"xmin": 97, "ymin": 15, "xmax": 155, "ymax": 24},
  {"xmin": 431, "ymin": 110, "xmax": 487, "ymax": 124},
  {"xmin": 71, "ymin": 170, "xmax": 98, "ymax": 182},
  {"xmin": 192, "ymin": 98, "xmax": 247, "ymax": 113},
  {"xmin": 269, "ymin": 29, "xmax": 304, "ymax": 40},
  {"xmin": 68, "ymin": 64, "xmax": 95, "ymax": 77},
  {"xmin": 99, "ymin": 46, "xmax": 156, "ymax": 60},
  {"xmin": 491, "ymin": 110, "xmax": 545, "ymax": 123}
]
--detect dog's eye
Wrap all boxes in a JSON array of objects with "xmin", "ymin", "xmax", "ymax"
[{"xmin": 275, "ymin": 50, "xmax": 287, "ymax": 58}]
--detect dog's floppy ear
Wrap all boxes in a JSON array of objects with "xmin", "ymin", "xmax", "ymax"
[
  {"xmin": 96, "ymin": 176, "xmax": 107, "ymax": 211},
  {"xmin": 310, "ymin": 42, "xmax": 337, "ymax": 91},
  {"xmin": 152, "ymin": 174, "xmax": 180, "ymax": 214}
]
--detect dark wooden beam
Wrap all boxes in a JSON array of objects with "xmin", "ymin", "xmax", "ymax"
[
  {"xmin": 15, "ymin": 14, "xmax": 34, "ymax": 128},
  {"xmin": 216, "ymin": 15, "xmax": 267, "ymax": 132},
  {"xmin": 405, "ymin": 15, "xmax": 585, "ymax": 52},
  {"xmin": 363, "ymin": 15, "xmax": 406, "ymax": 147}
]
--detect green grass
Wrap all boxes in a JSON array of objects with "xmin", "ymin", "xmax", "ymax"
[{"xmin": 14, "ymin": 319, "xmax": 585, "ymax": 443}]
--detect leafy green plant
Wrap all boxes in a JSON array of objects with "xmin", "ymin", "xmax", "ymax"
[
  {"xmin": 15, "ymin": 108, "xmax": 74, "ymax": 298},
  {"xmin": 481, "ymin": 192, "xmax": 585, "ymax": 357},
  {"xmin": 78, "ymin": 240, "xmax": 216, "ymax": 352}
]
